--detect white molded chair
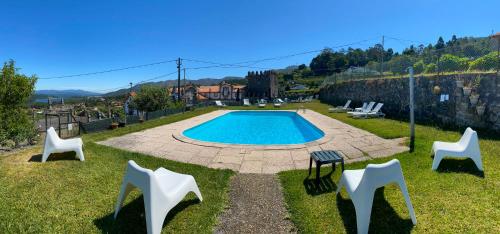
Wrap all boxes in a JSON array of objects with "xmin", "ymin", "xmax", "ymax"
[
  {"xmin": 114, "ymin": 160, "xmax": 203, "ymax": 234},
  {"xmin": 336, "ymin": 159, "xmax": 416, "ymax": 234},
  {"xmin": 215, "ymin": 100, "xmax": 226, "ymax": 107},
  {"xmin": 243, "ymin": 98, "xmax": 251, "ymax": 106},
  {"xmin": 431, "ymin": 127, "xmax": 483, "ymax": 171},
  {"xmin": 42, "ymin": 127, "xmax": 84, "ymax": 162}
]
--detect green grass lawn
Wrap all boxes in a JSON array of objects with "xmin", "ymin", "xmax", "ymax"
[
  {"xmin": 0, "ymin": 107, "xmax": 234, "ymax": 233},
  {"xmin": 277, "ymin": 102, "xmax": 500, "ymax": 233}
]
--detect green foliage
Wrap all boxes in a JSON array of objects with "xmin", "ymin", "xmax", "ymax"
[
  {"xmin": 424, "ymin": 63, "xmax": 437, "ymax": 73},
  {"xmin": 469, "ymin": 52, "xmax": 498, "ymax": 71},
  {"xmin": 130, "ymin": 85, "xmax": 171, "ymax": 112},
  {"xmin": 310, "ymin": 49, "xmax": 348, "ymax": 76},
  {"xmin": 438, "ymin": 54, "xmax": 469, "ymax": 72},
  {"xmin": 413, "ymin": 60, "xmax": 425, "ymax": 74},
  {"xmin": 0, "ymin": 60, "xmax": 38, "ymax": 147},
  {"xmin": 387, "ymin": 55, "xmax": 415, "ymax": 74}
]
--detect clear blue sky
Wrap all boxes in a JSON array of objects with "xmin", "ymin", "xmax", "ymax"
[{"xmin": 1, "ymin": 0, "xmax": 498, "ymax": 93}]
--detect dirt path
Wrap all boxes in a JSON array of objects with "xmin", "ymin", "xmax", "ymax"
[{"xmin": 215, "ymin": 174, "xmax": 296, "ymax": 234}]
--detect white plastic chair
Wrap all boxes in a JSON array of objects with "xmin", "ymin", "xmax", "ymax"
[
  {"xmin": 336, "ymin": 159, "xmax": 416, "ymax": 234},
  {"xmin": 243, "ymin": 98, "xmax": 251, "ymax": 106},
  {"xmin": 431, "ymin": 127, "xmax": 483, "ymax": 171},
  {"xmin": 114, "ymin": 160, "xmax": 203, "ymax": 234},
  {"xmin": 42, "ymin": 127, "xmax": 84, "ymax": 162}
]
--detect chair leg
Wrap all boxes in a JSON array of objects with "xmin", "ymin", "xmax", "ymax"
[
  {"xmin": 470, "ymin": 154, "xmax": 483, "ymax": 171},
  {"xmin": 76, "ymin": 147, "xmax": 85, "ymax": 161},
  {"xmin": 114, "ymin": 182, "xmax": 135, "ymax": 219},
  {"xmin": 352, "ymin": 194, "xmax": 375, "ymax": 234},
  {"xmin": 143, "ymin": 193, "xmax": 168, "ymax": 234},
  {"xmin": 41, "ymin": 150, "xmax": 52, "ymax": 163},
  {"xmin": 431, "ymin": 152, "xmax": 444, "ymax": 170},
  {"xmin": 188, "ymin": 179, "xmax": 203, "ymax": 202},
  {"xmin": 315, "ymin": 162, "xmax": 321, "ymax": 184},
  {"xmin": 398, "ymin": 181, "xmax": 417, "ymax": 225},
  {"xmin": 308, "ymin": 157, "xmax": 313, "ymax": 176}
]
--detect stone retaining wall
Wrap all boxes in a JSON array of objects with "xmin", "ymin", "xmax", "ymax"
[{"xmin": 319, "ymin": 73, "xmax": 500, "ymax": 132}]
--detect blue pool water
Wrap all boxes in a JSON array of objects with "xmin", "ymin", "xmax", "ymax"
[{"xmin": 183, "ymin": 111, "xmax": 324, "ymax": 145}]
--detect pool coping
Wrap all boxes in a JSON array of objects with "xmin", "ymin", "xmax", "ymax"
[{"xmin": 172, "ymin": 110, "xmax": 334, "ymax": 150}]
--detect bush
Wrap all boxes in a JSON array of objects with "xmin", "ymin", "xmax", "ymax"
[
  {"xmin": 0, "ymin": 60, "xmax": 38, "ymax": 147},
  {"xmin": 438, "ymin": 54, "xmax": 469, "ymax": 72},
  {"xmin": 130, "ymin": 85, "xmax": 171, "ymax": 112},
  {"xmin": 413, "ymin": 60, "xmax": 425, "ymax": 74},
  {"xmin": 468, "ymin": 52, "xmax": 498, "ymax": 71},
  {"xmin": 424, "ymin": 63, "xmax": 437, "ymax": 73}
]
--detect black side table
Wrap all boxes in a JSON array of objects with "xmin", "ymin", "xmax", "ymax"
[{"xmin": 309, "ymin": 150, "xmax": 345, "ymax": 184}]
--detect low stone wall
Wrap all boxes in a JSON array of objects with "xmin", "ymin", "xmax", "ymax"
[{"xmin": 319, "ymin": 73, "xmax": 500, "ymax": 132}]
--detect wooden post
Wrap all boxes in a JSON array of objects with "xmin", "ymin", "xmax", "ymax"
[{"xmin": 409, "ymin": 67, "xmax": 415, "ymax": 152}]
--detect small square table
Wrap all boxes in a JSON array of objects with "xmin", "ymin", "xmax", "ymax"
[{"xmin": 309, "ymin": 150, "xmax": 345, "ymax": 184}]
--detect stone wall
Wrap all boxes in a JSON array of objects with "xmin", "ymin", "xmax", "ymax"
[{"xmin": 319, "ymin": 73, "xmax": 500, "ymax": 132}]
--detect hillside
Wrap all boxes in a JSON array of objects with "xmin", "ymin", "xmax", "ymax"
[{"xmin": 35, "ymin": 89, "xmax": 102, "ymax": 98}]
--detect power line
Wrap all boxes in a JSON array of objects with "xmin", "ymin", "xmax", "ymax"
[
  {"xmin": 93, "ymin": 70, "xmax": 179, "ymax": 93},
  {"xmin": 39, "ymin": 59, "xmax": 177, "ymax": 79}
]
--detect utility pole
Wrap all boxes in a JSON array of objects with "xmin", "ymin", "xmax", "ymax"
[
  {"xmin": 409, "ymin": 67, "xmax": 415, "ymax": 152},
  {"xmin": 380, "ymin": 35, "xmax": 384, "ymax": 76},
  {"xmin": 176, "ymin": 58, "xmax": 182, "ymax": 101}
]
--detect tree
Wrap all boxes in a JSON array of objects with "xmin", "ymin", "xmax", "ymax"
[
  {"xmin": 387, "ymin": 55, "xmax": 415, "ymax": 74},
  {"xmin": 468, "ymin": 52, "xmax": 497, "ymax": 71},
  {"xmin": 413, "ymin": 60, "xmax": 425, "ymax": 74},
  {"xmin": 435, "ymin": 37, "xmax": 445, "ymax": 50},
  {"xmin": 438, "ymin": 54, "xmax": 469, "ymax": 72},
  {"xmin": 0, "ymin": 60, "xmax": 38, "ymax": 147},
  {"xmin": 130, "ymin": 85, "xmax": 171, "ymax": 112},
  {"xmin": 310, "ymin": 49, "xmax": 348, "ymax": 76},
  {"xmin": 424, "ymin": 63, "xmax": 437, "ymax": 73}
]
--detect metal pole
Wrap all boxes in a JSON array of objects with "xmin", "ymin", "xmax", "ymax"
[
  {"xmin": 409, "ymin": 67, "xmax": 415, "ymax": 152},
  {"xmin": 176, "ymin": 58, "xmax": 182, "ymax": 102},
  {"xmin": 380, "ymin": 35, "xmax": 384, "ymax": 76}
]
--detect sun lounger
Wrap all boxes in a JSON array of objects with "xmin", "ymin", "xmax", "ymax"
[
  {"xmin": 215, "ymin": 100, "xmax": 226, "ymax": 107},
  {"xmin": 329, "ymin": 100, "xmax": 352, "ymax": 112},
  {"xmin": 348, "ymin": 102, "xmax": 375, "ymax": 116},
  {"xmin": 354, "ymin": 102, "xmax": 368, "ymax": 112},
  {"xmin": 352, "ymin": 103, "xmax": 384, "ymax": 118},
  {"xmin": 258, "ymin": 99, "xmax": 266, "ymax": 108},
  {"xmin": 243, "ymin": 99, "xmax": 251, "ymax": 106}
]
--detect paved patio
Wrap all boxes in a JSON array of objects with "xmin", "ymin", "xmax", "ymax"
[{"xmin": 98, "ymin": 110, "xmax": 408, "ymax": 174}]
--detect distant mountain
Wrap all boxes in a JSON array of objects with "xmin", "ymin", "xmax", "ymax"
[
  {"xmin": 35, "ymin": 89, "xmax": 102, "ymax": 98},
  {"xmin": 104, "ymin": 76, "xmax": 245, "ymax": 97}
]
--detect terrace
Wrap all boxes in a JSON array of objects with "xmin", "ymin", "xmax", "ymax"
[{"xmin": 0, "ymin": 101, "xmax": 498, "ymax": 233}]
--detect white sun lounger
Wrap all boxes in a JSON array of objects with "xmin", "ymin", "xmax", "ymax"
[
  {"xmin": 329, "ymin": 100, "xmax": 352, "ymax": 112},
  {"xmin": 258, "ymin": 99, "xmax": 267, "ymax": 108},
  {"xmin": 354, "ymin": 102, "xmax": 367, "ymax": 112},
  {"xmin": 352, "ymin": 103, "xmax": 385, "ymax": 118},
  {"xmin": 114, "ymin": 160, "xmax": 203, "ymax": 234},
  {"xmin": 336, "ymin": 159, "xmax": 417, "ymax": 234},
  {"xmin": 243, "ymin": 99, "xmax": 251, "ymax": 106},
  {"xmin": 348, "ymin": 102, "xmax": 375, "ymax": 116},
  {"xmin": 431, "ymin": 127, "xmax": 483, "ymax": 171},
  {"xmin": 42, "ymin": 127, "xmax": 84, "ymax": 162},
  {"xmin": 215, "ymin": 100, "xmax": 226, "ymax": 107}
]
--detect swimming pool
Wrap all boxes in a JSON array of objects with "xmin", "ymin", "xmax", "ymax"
[{"xmin": 183, "ymin": 111, "xmax": 325, "ymax": 145}]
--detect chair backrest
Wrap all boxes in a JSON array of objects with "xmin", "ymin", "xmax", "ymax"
[
  {"xmin": 278, "ymin": 98, "xmax": 284, "ymax": 103},
  {"xmin": 344, "ymin": 100, "xmax": 351, "ymax": 108},
  {"xmin": 364, "ymin": 101, "xmax": 376, "ymax": 112},
  {"xmin": 360, "ymin": 102, "xmax": 367, "ymax": 110},
  {"xmin": 458, "ymin": 127, "xmax": 478, "ymax": 148},
  {"xmin": 243, "ymin": 99, "xmax": 250, "ymax": 104},
  {"xmin": 124, "ymin": 160, "xmax": 154, "ymax": 189},
  {"xmin": 44, "ymin": 127, "xmax": 60, "ymax": 148},
  {"xmin": 358, "ymin": 159, "xmax": 403, "ymax": 192},
  {"xmin": 215, "ymin": 100, "xmax": 222, "ymax": 106},
  {"xmin": 371, "ymin": 103, "xmax": 384, "ymax": 113}
]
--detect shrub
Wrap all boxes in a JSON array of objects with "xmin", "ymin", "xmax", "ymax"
[
  {"xmin": 438, "ymin": 54, "xmax": 469, "ymax": 72},
  {"xmin": 468, "ymin": 52, "xmax": 498, "ymax": 71},
  {"xmin": 0, "ymin": 60, "xmax": 38, "ymax": 147},
  {"xmin": 413, "ymin": 60, "xmax": 425, "ymax": 74},
  {"xmin": 424, "ymin": 63, "xmax": 437, "ymax": 73},
  {"xmin": 130, "ymin": 85, "xmax": 171, "ymax": 112}
]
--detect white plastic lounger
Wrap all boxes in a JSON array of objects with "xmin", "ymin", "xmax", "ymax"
[
  {"xmin": 215, "ymin": 100, "xmax": 226, "ymax": 107},
  {"xmin": 277, "ymin": 98, "xmax": 285, "ymax": 104},
  {"xmin": 329, "ymin": 100, "xmax": 352, "ymax": 112},
  {"xmin": 258, "ymin": 99, "xmax": 266, "ymax": 108},
  {"xmin": 348, "ymin": 102, "xmax": 375, "ymax": 116},
  {"xmin": 42, "ymin": 127, "xmax": 84, "ymax": 162},
  {"xmin": 352, "ymin": 103, "xmax": 384, "ymax": 118},
  {"xmin": 431, "ymin": 127, "xmax": 483, "ymax": 171},
  {"xmin": 273, "ymin": 101, "xmax": 281, "ymax": 108},
  {"xmin": 243, "ymin": 99, "xmax": 251, "ymax": 106},
  {"xmin": 354, "ymin": 102, "xmax": 367, "ymax": 112},
  {"xmin": 114, "ymin": 160, "xmax": 203, "ymax": 234},
  {"xmin": 336, "ymin": 159, "xmax": 417, "ymax": 234}
]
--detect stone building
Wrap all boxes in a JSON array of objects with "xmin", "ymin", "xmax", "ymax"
[{"xmin": 246, "ymin": 70, "xmax": 279, "ymax": 99}]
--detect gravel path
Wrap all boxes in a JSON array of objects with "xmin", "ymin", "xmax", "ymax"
[{"xmin": 215, "ymin": 174, "xmax": 297, "ymax": 234}]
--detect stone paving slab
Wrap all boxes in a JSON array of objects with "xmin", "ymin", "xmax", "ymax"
[{"xmin": 98, "ymin": 109, "xmax": 408, "ymax": 174}]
